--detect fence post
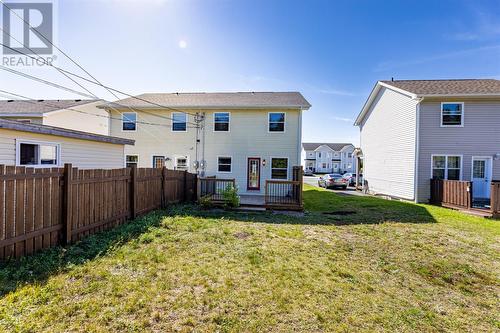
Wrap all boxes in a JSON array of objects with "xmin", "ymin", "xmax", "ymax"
[
  {"xmin": 130, "ymin": 166, "xmax": 137, "ymax": 219},
  {"xmin": 62, "ymin": 163, "xmax": 73, "ymax": 245},
  {"xmin": 183, "ymin": 170, "xmax": 188, "ymax": 202},
  {"xmin": 161, "ymin": 167, "xmax": 167, "ymax": 208}
]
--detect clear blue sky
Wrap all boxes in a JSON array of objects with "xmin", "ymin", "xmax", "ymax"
[{"xmin": 2, "ymin": 0, "xmax": 500, "ymax": 145}]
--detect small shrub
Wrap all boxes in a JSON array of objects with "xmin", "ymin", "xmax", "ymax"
[
  {"xmin": 199, "ymin": 194, "xmax": 214, "ymax": 209},
  {"xmin": 221, "ymin": 185, "xmax": 240, "ymax": 208}
]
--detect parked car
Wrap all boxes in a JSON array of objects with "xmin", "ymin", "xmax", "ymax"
[
  {"xmin": 342, "ymin": 173, "xmax": 353, "ymax": 185},
  {"xmin": 318, "ymin": 173, "xmax": 348, "ymax": 189},
  {"xmin": 303, "ymin": 169, "xmax": 314, "ymax": 176}
]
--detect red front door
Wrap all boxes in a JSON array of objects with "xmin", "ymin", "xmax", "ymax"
[{"xmin": 247, "ymin": 158, "xmax": 261, "ymax": 190}]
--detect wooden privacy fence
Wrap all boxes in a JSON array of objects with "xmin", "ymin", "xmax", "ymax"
[
  {"xmin": 0, "ymin": 164, "xmax": 197, "ymax": 260},
  {"xmin": 430, "ymin": 179, "xmax": 472, "ymax": 209}
]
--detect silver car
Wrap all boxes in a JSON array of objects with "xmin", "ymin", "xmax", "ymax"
[{"xmin": 318, "ymin": 173, "xmax": 348, "ymax": 189}]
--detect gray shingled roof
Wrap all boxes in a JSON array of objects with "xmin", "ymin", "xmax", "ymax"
[
  {"xmin": 302, "ymin": 143, "xmax": 353, "ymax": 151},
  {"xmin": 0, "ymin": 119, "xmax": 134, "ymax": 145},
  {"xmin": 100, "ymin": 92, "xmax": 311, "ymax": 110},
  {"xmin": 0, "ymin": 99, "xmax": 100, "ymax": 116},
  {"xmin": 380, "ymin": 79, "xmax": 500, "ymax": 96}
]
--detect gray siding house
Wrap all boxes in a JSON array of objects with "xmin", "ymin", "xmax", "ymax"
[{"xmin": 355, "ymin": 79, "xmax": 500, "ymax": 203}]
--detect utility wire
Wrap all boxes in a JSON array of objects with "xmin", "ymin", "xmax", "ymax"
[{"xmin": 0, "ymin": 89, "xmax": 198, "ymax": 129}]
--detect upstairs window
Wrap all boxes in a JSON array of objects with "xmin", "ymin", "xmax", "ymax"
[
  {"xmin": 268, "ymin": 112, "xmax": 285, "ymax": 132},
  {"xmin": 441, "ymin": 103, "xmax": 463, "ymax": 126},
  {"xmin": 172, "ymin": 113, "xmax": 187, "ymax": 132},
  {"xmin": 271, "ymin": 158, "xmax": 288, "ymax": 179},
  {"xmin": 122, "ymin": 112, "xmax": 137, "ymax": 131},
  {"xmin": 214, "ymin": 112, "xmax": 230, "ymax": 132},
  {"xmin": 217, "ymin": 157, "xmax": 232, "ymax": 173},
  {"xmin": 17, "ymin": 141, "xmax": 59, "ymax": 167},
  {"xmin": 432, "ymin": 155, "xmax": 461, "ymax": 180}
]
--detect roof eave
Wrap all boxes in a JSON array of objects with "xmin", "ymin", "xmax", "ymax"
[{"xmin": 99, "ymin": 104, "xmax": 310, "ymax": 110}]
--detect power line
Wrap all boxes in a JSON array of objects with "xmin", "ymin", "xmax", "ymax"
[
  {"xmin": 0, "ymin": 65, "xmax": 95, "ymax": 99},
  {"xmin": 0, "ymin": 89, "xmax": 198, "ymax": 129}
]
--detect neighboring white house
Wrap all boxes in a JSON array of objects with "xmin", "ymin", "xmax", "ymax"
[
  {"xmin": 354, "ymin": 79, "xmax": 500, "ymax": 203},
  {"xmin": 302, "ymin": 143, "xmax": 355, "ymax": 174},
  {"xmin": 0, "ymin": 99, "xmax": 109, "ymax": 135},
  {"xmin": 0, "ymin": 119, "xmax": 134, "ymax": 169},
  {"xmin": 99, "ymin": 92, "xmax": 311, "ymax": 196}
]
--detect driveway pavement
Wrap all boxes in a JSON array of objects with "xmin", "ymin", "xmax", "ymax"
[{"xmin": 303, "ymin": 175, "xmax": 367, "ymax": 197}]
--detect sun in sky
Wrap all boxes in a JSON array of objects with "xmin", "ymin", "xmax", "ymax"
[{"xmin": 178, "ymin": 40, "xmax": 187, "ymax": 49}]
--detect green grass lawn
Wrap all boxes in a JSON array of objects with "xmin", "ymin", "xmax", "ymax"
[{"xmin": 0, "ymin": 184, "xmax": 499, "ymax": 332}]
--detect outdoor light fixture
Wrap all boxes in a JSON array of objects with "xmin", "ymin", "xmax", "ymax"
[
  {"xmin": 494, "ymin": 154, "xmax": 500, "ymax": 161},
  {"xmin": 262, "ymin": 159, "xmax": 267, "ymax": 166}
]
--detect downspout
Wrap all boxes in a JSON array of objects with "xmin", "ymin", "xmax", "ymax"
[{"xmin": 413, "ymin": 97, "xmax": 424, "ymax": 203}]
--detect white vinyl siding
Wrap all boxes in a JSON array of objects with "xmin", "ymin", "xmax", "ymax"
[
  {"xmin": 359, "ymin": 87, "xmax": 418, "ymax": 200},
  {"xmin": 0, "ymin": 129, "xmax": 125, "ymax": 169}
]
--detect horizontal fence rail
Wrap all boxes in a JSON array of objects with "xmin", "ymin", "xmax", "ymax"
[
  {"xmin": 0, "ymin": 164, "xmax": 197, "ymax": 260},
  {"xmin": 430, "ymin": 179, "xmax": 472, "ymax": 209},
  {"xmin": 198, "ymin": 178, "xmax": 236, "ymax": 202}
]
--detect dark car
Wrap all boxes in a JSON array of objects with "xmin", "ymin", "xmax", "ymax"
[{"xmin": 318, "ymin": 173, "xmax": 348, "ymax": 189}]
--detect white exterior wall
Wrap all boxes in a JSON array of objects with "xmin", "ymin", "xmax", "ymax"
[
  {"xmin": 359, "ymin": 87, "xmax": 418, "ymax": 200},
  {"xmin": 43, "ymin": 101, "xmax": 110, "ymax": 135},
  {"xmin": 0, "ymin": 129, "xmax": 125, "ymax": 169},
  {"xmin": 109, "ymin": 108, "xmax": 302, "ymax": 195}
]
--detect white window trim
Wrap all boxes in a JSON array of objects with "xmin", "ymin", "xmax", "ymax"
[
  {"xmin": 125, "ymin": 154, "xmax": 139, "ymax": 168},
  {"xmin": 171, "ymin": 112, "xmax": 188, "ymax": 132},
  {"xmin": 270, "ymin": 157, "xmax": 289, "ymax": 180},
  {"xmin": 268, "ymin": 112, "xmax": 286, "ymax": 133},
  {"xmin": 216, "ymin": 155, "xmax": 232, "ymax": 173},
  {"xmin": 174, "ymin": 155, "xmax": 189, "ymax": 170},
  {"xmin": 151, "ymin": 154, "xmax": 166, "ymax": 168},
  {"xmin": 430, "ymin": 154, "xmax": 463, "ymax": 180},
  {"xmin": 470, "ymin": 156, "xmax": 493, "ymax": 181},
  {"xmin": 122, "ymin": 112, "xmax": 137, "ymax": 132},
  {"xmin": 213, "ymin": 112, "xmax": 231, "ymax": 132},
  {"xmin": 440, "ymin": 102, "xmax": 464, "ymax": 127},
  {"xmin": 16, "ymin": 139, "xmax": 61, "ymax": 167}
]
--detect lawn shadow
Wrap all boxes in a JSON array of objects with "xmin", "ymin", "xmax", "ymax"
[{"xmin": 0, "ymin": 210, "xmax": 166, "ymax": 297}]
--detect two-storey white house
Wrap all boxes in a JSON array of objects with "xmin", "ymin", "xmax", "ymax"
[
  {"xmin": 302, "ymin": 143, "xmax": 355, "ymax": 174},
  {"xmin": 355, "ymin": 79, "xmax": 500, "ymax": 204},
  {"xmin": 99, "ymin": 92, "xmax": 311, "ymax": 196}
]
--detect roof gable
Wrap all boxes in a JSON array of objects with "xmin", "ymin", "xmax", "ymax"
[{"xmin": 302, "ymin": 142, "xmax": 353, "ymax": 152}]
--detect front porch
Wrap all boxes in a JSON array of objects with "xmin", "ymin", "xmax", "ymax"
[{"xmin": 430, "ymin": 179, "xmax": 500, "ymax": 218}]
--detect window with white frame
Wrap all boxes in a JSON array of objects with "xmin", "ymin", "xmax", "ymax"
[
  {"xmin": 271, "ymin": 158, "xmax": 288, "ymax": 179},
  {"xmin": 214, "ymin": 112, "xmax": 230, "ymax": 132},
  {"xmin": 268, "ymin": 112, "xmax": 285, "ymax": 132},
  {"xmin": 172, "ymin": 113, "xmax": 187, "ymax": 131},
  {"xmin": 122, "ymin": 112, "xmax": 137, "ymax": 131},
  {"xmin": 17, "ymin": 141, "xmax": 59, "ymax": 166},
  {"xmin": 432, "ymin": 155, "xmax": 461, "ymax": 180},
  {"xmin": 217, "ymin": 157, "xmax": 232, "ymax": 172},
  {"xmin": 175, "ymin": 157, "xmax": 188, "ymax": 170},
  {"xmin": 126, "ymin": 155, "xmax": 138, "ymax": 168},
  {"xmin": 441, "ymin": 103, "xmax": 463, "ymax": 126},
  {"xmin": 318, "ymin": 152, "xmax": 322, "ymax": 158},
  {"xmin": 348, "ymin": 153, "xmax": 352, "ymax": 158}
]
